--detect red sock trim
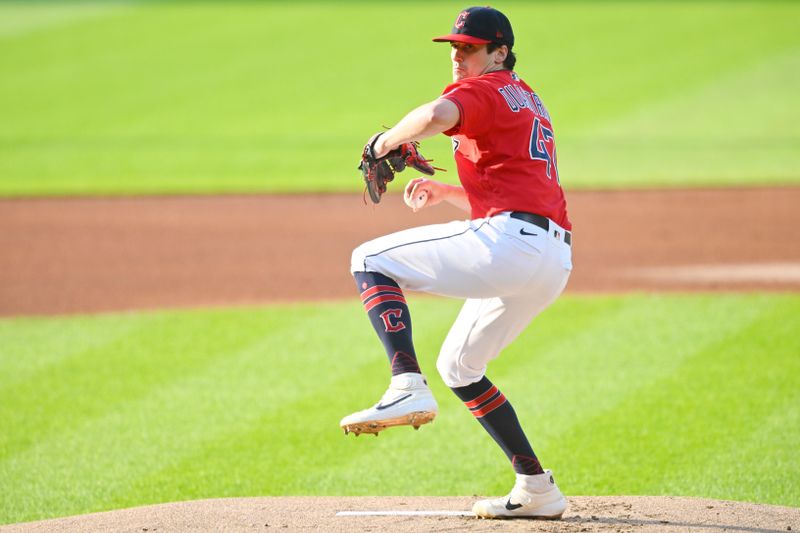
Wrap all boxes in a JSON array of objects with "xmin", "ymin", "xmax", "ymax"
[
  {"xmin": 471, "ymin": 393, "xmax": 507, "ymax": 418},
  {"xmin": 360, "ymin": 285, "xmax": 404, "ymax": 301},
  {"xmin": 364, "ymin": 294, "xmax": 406, "ymax": 313},
  {"xmin": 464, "ymin": 385, "xmax": 498, "ymax": 409}
]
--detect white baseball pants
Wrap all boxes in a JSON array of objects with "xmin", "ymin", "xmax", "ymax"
[{"xmin": 351, "ymin": 211, "xmax": 573, "ymax": 388}]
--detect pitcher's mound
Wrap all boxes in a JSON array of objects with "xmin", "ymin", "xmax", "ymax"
[{"xmin": 3, "ymin": 496, "xmax": 798, "ymax": 532}]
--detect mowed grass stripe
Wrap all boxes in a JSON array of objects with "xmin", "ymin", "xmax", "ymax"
[
  {"xmin": 0, "ymin": 302, "xmax": 379, "ymax": 522},
  {"xmin": 0, "ymin": 311, "xmax": 280, "ymax": 457},
  {"xmin": 75, "ymin": 298, "xmax": 478, "ymax": 506},
  {"xmin": 0, "ymin": 295, "xmax": 797, "ymax": 524},
  {"xmin": 1, "ymin": 2, "xmax": 798, "ymax": 195},
  {"xmin": 493, "ymin": 295, "xmax": 767, "ymax": 441},
  {"xmin": 290, "ymin": 297, "xmax": 643, "ymax": 497},
  {"xmin": 560, "ymin": 48, "xmax": 800, "ymax": 187},
  {"xmin": 0, "ymin": 2, "xmax": 131, "ymax": 39},
  {"xmin": 0, "ymin": 3, "xmax": 418, "ymax": 195},
  {"xmin": 701, "ymin": 392, "xmax": 800, "ymax": 506},
  {"xmin": 0, "ymin": 313, "xmax": 159, "ymax": 388},
  {"xmin": 563, "ymin": 298, "xmax": 800, "ymax": 506},
  {"xmin": 292, "ymin": 295, "xmax": 778, "ymax": 497},
  {"xmin": 684, "ymin": 304, "xmax": 800, "ymax": 505},
  {"xmin": 108, "ymin": 363, "xmax": 392, "ymax": 507}
]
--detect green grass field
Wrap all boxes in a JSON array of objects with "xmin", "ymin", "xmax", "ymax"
[
  {"xmin": 1, "ymin": 294, "xmax": 798, "ymax": 524},
  {"xmin": 1, "ymin": 1, "xmax": 799, "ymax": 196},
  {"xmin": 1, "ymin": 1, "xmax": 798, "ymax": 526}
]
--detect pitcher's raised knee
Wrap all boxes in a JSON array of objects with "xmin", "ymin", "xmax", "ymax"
[
  {"xmin": 351, "ymin": 243, "xmax": 370, "ymax": 274},
  {"xmin": 437, "ymin": 355, "xmax": 485, "ymax": 388}
]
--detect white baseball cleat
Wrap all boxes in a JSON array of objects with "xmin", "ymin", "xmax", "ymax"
[
  {"xmin": 340, "ymin": 372, "xmax": 438, "ymax": 436},
  {"xmin": 472, "ymin": 470, "xmax": 567, "ymax": 519}
]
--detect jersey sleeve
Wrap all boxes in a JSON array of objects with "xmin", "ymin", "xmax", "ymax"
[{"xmin": 440, "ymin": 79, "xmax": 496, "ymax": 138}]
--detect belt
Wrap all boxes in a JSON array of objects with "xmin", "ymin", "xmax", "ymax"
[{"xmin": 510, "ymin": 211, "xmax": 572, "ymax": 246}]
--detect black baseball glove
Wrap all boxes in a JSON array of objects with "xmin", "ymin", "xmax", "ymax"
[{"xmin": 358, "ymin": 132, "xmax": 437, "ymax": 204}]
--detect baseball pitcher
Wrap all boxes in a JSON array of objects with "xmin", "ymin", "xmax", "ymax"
[{"xmin": 344, "ymin": 6, "xmax": 573, "ymax": 520}]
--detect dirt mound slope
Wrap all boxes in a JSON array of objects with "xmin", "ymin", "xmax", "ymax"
[{"xmin": 3, "ymin": 496, "xmax": 797, "ymax": 532}]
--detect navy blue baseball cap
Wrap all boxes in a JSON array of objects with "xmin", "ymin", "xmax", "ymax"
[{"xmin": 432, "ymin": 6, "xmax": 514, "ymax": 48}]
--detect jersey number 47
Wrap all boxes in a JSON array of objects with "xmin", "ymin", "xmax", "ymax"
[{"xmin": 529, "ymin": 117, "xmax": 559, "ymax": 183}]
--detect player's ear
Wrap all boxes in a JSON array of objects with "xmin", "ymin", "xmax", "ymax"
[{"xmin": 493, "ymin": 45, "xmax": 508, "ymax": 65}]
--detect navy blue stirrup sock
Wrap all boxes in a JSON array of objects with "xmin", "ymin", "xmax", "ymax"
[
  {"xmin": 452, "ymin": 376, "xmax": 545, "ymax": 475},
  {"xmin": 354, "ymin": 271, "xmax": 421, "ymax": 376}
]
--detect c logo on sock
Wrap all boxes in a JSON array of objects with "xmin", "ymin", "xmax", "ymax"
[{"xmin": 379, "ymin": 308, "xmax": 406, "ymax": 332}]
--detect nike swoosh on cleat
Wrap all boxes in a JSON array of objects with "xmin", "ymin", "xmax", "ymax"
[
  {"xmin": 375, "ymin": 393, "xmax": 412, "ymax": 411},
  {"xmin": 505, "ymin": 499, "xmax": 523, "ymax": 511},
  {"xmin": 519, "ymin": 228, "xmax": 538, "ymax": 236}
]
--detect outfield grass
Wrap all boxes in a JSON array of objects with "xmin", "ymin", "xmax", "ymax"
[
  {"xmin": 1, "ymin": 1, "xmax": 798, "ymax": 196},
  {"xmin": 1, "ymin": 294, "xmax": 798, "ymax": 524}
]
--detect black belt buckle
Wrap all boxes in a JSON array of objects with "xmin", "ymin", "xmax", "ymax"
[{"xmin": 510, "ymin": 211, "xmax": 571, "ymax": 246}]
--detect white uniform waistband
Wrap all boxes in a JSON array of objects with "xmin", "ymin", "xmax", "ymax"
[{"xmin": 496, "ymin": 211, "xmax": 572, "ymax": 246}]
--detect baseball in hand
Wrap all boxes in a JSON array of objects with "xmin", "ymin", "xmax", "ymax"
[{"xmin": 405, "ymin": 189, "xmax": 429, "ymax": 211}]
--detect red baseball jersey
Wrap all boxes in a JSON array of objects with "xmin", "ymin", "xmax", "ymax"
[{"xmin": 441, "ymin": 70, "xmax": 571, "ymax": 230}]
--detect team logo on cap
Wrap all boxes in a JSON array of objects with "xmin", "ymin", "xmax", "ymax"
[{"xmin": 455, "ymin": 10, "xmax": 469, "ymax": 28}]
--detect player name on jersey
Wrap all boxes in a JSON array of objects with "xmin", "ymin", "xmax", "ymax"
[{"xmin": 497, "ymin": 83, "xmax": 551, "ymax": 122}]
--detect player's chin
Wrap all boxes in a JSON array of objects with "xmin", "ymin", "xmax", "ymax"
[{"xmin": 453, "ymin": 70, "xmax": 466, "ymax": 82}]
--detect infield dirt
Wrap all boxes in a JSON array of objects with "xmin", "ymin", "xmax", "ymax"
[{"xmin": 1, "ymin": 187, "xmax": 799, "ymax": 316}]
